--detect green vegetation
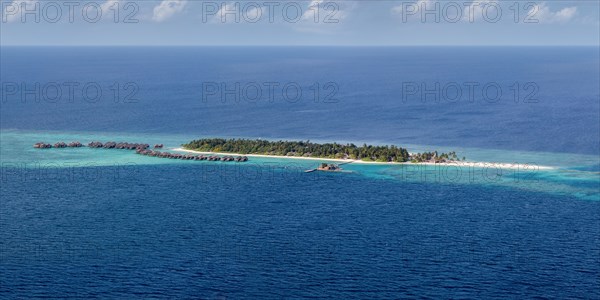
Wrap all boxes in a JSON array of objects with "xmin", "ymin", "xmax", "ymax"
[
  {"xmin": 410, "ymin": 151, "xmax": 460, "ymax": 163},
  {"xmin": 184, "ymin": 138, "xmax": 410, "ymax": 162},
  {"xmin": 183, "ymin": 138, "xmax": 463, "ymax": 163}
]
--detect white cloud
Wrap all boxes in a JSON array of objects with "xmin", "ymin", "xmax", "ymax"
[
  {"xmin": 245, "ymin": 5, "xmax": 262, "ymax": 21},
  {"xmin": 301, "ymin": 0, "xmax": 323, "ymax": 21},
  {"xmin": 392, "ymin": 0, "xmax": 492, "ymax": 22},
  {"xmin": 391, "ymin": 0, "xmax": 430, "ymax": 15},
  {"xmin": 2, "ymin": 0, "xmax": 36, "ymax": 23},
  {"xmin": 100, "ymin": 0, "xmax": 120, "ymax": 12},
  {"xmin": 208, "ymin": 1, "xmax": 352, "ymax": 28},
  {"xmin": 393, "ymin": 1, "xmax": 578, "ymax": 24},
  {"xmin": 152, "ymin": 0, "xmax": 187, "ymax": 22},
  {"xmin": 213, "ymin": 3, "xmax": 239, "ymax": 23},
  {"xmin": 206, "ymin": 2, "xmax": 264, "ymax": 24},
  {"xmin": 530, "ymin": 2, "xmax": 577, "ymax": 24},
  {"xmin": 462, "ymin": 0, "xmax": 493, "ymax": 22},
  {"xmin": 295, "ymin": 0, "xmax": 354, "ymax": 32}
]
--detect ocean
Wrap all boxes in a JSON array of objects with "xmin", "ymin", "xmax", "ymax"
[{"xmin": 1, "ymin": 46, "xmax": 599, "ymax": 298}]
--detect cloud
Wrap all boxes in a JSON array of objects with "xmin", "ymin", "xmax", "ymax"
[
  {"xmin": 301, "ymin": 0, "xmax": 323, "ymax": 21},
  {"xmin": 295, "ymin": 0, "xmax": 354, "ymax": 33},
  {"xmin": 206, "ymin": 2, "xmax": 263, "ymax": 24},
  {"xmin": 245, "ymin": 5, "xmax": 262, "ymax": 21},
  {"xmin": 391, "ymin": 0, "xmax": 430, "ymax": 15},
  {"xmin": 213, "ymin": 3, "xmax": 240, "ymax": 23},
  {"xmin": 2, "ymin": 0, "xmax": 36, "ymax": 23},
  {"xmin": 214, "ymin": 3, "xmax": 233, "ymax": 23},
  {"xmin": 100, "ymin": 0, "xmax": 120, "ymax": 12},
  {"xmin": 393, "ymin": 1, "xmax": 578, "ymax": 24},
  {"xmin": 207, "ymin": 1, "xmax": 352, "ymax": 28},
  {"xmin": 152, "ymin": 0, "xmax": 187, "ymax": 22},
  {"xmin": 530, "ymin": 2, "xmax": 577, "ymax": 24},
  {"xmin": 462, "ymin": 0, "xmax": 494, "ymax": 22},
  {"xmin": 392, "ymin": 0, "xmax": 491, "ymax": 22},
  {"xmin": 302, "ymin": 0, "xmax": 353, "ymax": 22}
]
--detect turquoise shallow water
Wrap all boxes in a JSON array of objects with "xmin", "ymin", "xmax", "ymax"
[{"xmin": 2, "ymin": 129, "xmax": 598, "ymax": 201}]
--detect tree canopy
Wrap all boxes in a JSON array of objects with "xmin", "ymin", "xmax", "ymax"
[{"xmin": 183, "ymin": 138, "xmax": 462, "ymax": 163}]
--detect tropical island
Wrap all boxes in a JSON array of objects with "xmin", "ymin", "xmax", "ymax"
[{"xmin": 182, "ymin": 138, "xmax": 464, "ymax": 163}]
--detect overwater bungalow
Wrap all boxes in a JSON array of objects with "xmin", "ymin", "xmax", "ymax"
[
  {"xmin": 33, "ymin": 140, "xmax": 250, "ymax": 164},
  {"xmin": 33, "ymin": 142, "xmax": 52, "ymax": 149},
  {"xmin": 67, "ymin": 141, "xmax": 83, "ymax": 147},
  {"xmin": 104, "ymin": 142, "xmax": 117, "ymax": 149},
  {"xmin": 88, "ymin": 141, "xmax": 103, "ymax": 148}
]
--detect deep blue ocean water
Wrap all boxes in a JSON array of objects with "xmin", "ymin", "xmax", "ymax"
[
  {"xmin": 1, "ymin": 47, "xmax": 599, "ymax": 298},
  {"xmin": 1, "ymin": 46, "xmax": 599, "ymax": 155}
]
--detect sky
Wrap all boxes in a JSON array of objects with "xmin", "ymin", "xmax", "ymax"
[{"xmin": 1, "ymin": 0, "xmax": 599, "ymax": 46}]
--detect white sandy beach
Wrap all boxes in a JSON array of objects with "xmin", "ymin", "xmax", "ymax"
[{"xmin": 173, "ymin": 148, "xmax": 554, "ymax": 170}]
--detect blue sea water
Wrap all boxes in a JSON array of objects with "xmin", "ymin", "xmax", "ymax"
[
  {"xmin": 2, "ymin": 46, "xmax": 599, "ymax": 155},
  {"xmin": 1, "ymin": 47, "xmax": 599, "ymax": 298}
]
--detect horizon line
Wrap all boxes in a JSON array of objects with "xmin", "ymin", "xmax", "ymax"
[{"xmin": 2, "ymin": 44, "xmax": 599, "ymax": 47}]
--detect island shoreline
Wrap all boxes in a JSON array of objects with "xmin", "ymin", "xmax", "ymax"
[{"xmin": 174, "ymin": 148, "xmax": 554, "ymax": 170}]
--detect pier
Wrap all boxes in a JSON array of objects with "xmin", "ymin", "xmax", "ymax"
[{"xmin": 33, "ymin": 141, "xmax": 249, "ymax": 163}]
